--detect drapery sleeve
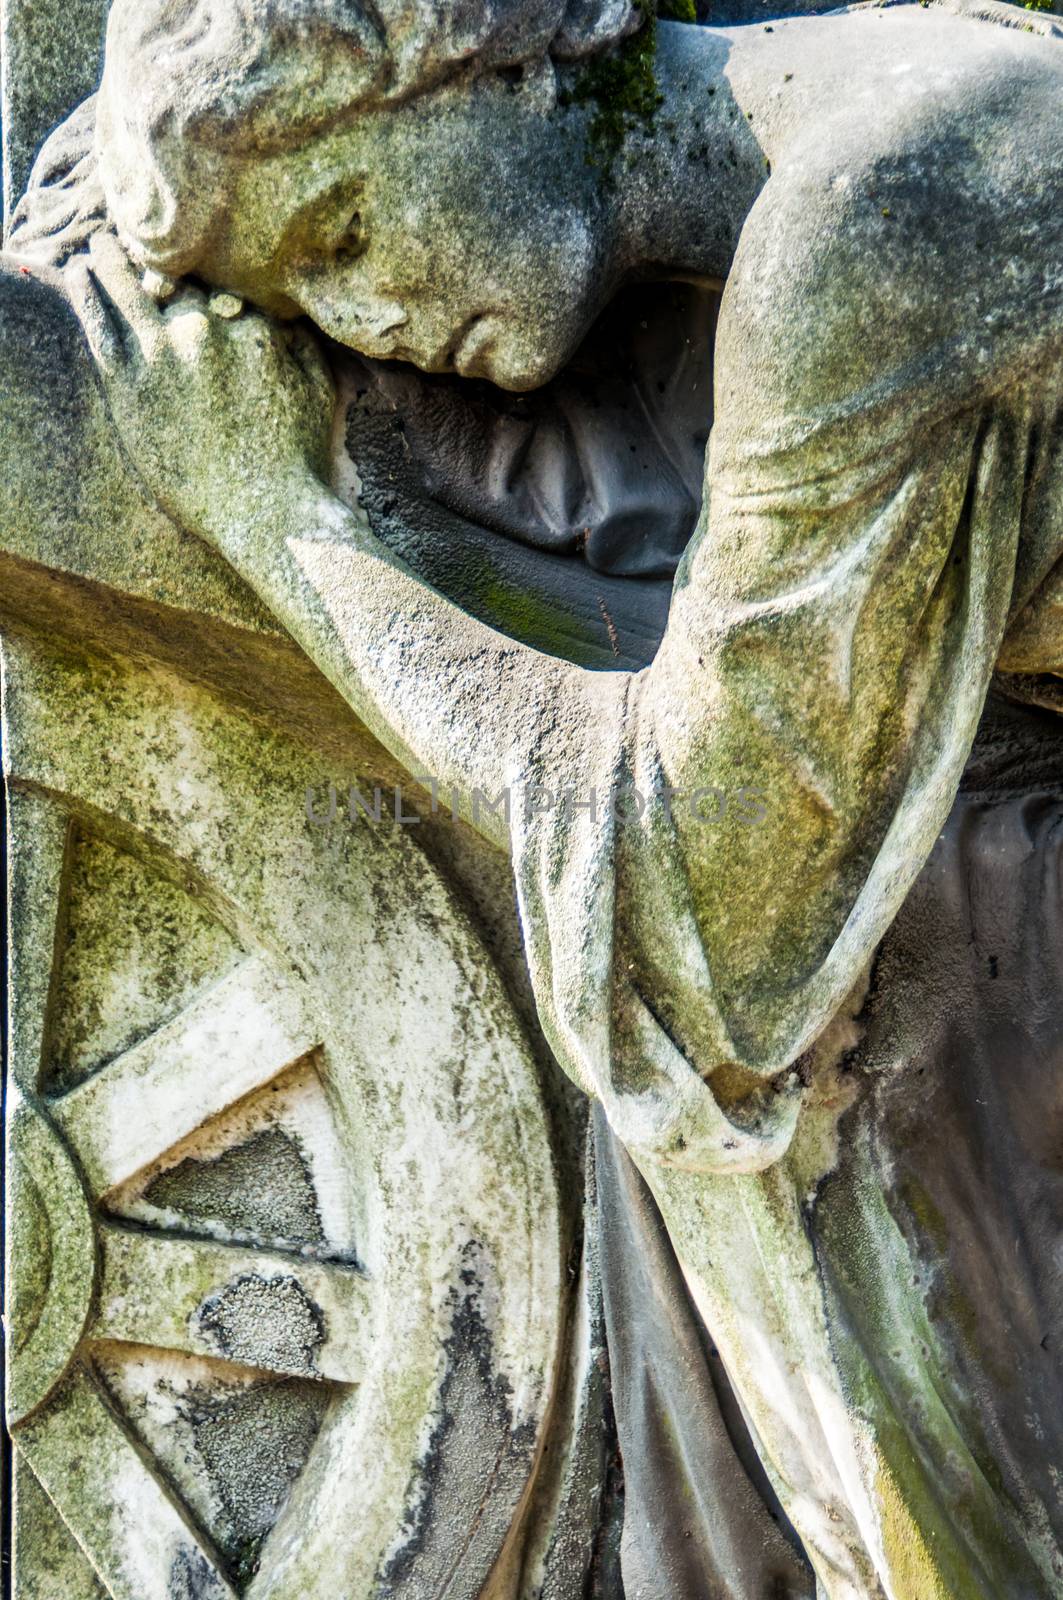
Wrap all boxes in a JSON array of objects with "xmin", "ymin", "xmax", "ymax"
[
  {"xmin": 640, "ymin": 143, "xmax": 1063, "ymax": 1087},
  {"xmin": 640, "ymin": 390, "xmax": 1027, "ymax": 1071},
  {"xmin": 512, "ymin": 386, "xmax": 1030, "ymax": 1175},
  {"xmin": 511, "ymin": 158, "xmax": 1063, "ymax": 1173}
]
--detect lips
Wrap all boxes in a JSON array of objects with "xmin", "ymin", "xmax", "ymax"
[{"xmin": 368, "ymin": 312, "xmax": 499, "ymax": 378}]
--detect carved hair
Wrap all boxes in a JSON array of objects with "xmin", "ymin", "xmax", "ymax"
[{"xmin": 8, "ymin": 0, "xmax": 641, "ymax": 272}]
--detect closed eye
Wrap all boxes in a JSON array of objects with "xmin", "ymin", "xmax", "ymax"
[{"xmin": 334, "ymin": 210, "xmax": 367, "ymax": 264}]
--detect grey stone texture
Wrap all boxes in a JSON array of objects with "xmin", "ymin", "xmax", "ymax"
[
  {"xmin": 6, "ymin": 2, "xmax": 1063, "ymax": 1597},
  {"xmin": 0, "ymin": 0, "xmax": 108, "ymax": 230}
]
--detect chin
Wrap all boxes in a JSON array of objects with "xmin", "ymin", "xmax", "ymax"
[{"xmin": 480, "ymin": 342, "xmax": 567, "ymax": 393}]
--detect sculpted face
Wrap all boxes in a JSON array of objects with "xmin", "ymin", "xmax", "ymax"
[{"xmin": 198, "ymin": 72, "xmax": 614, "ymax": 391}]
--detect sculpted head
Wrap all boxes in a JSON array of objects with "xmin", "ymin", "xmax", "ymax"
[{"xmin": 18, "ymin": 0, "xmax": 653, "ymax": 389}]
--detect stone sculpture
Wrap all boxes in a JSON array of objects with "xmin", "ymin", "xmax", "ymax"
[{"xmin": 4, "ymin": 0, "xmax": 1063, "ymax": 1595}]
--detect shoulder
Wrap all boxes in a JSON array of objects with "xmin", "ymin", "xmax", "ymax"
[
  {"xmin": 0, "ymin": 255, "xmax": 92, "ymax": 408},
  {"xmin": 0, "ymin": 258, "xmax": 162, "ymax": 597},
  {"xmin": 711, "ymin": 28, "xmax": 1063, "ymax": 473},
  {"xmin": 0, "ymin": 257, "xmax": 110, "ymax": 551},
  {"xmin": 0, "ymin": 254, "xmax": 127, "ymax": 500}
]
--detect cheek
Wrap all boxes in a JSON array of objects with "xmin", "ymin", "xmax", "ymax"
[{"xmin": 505, "ymin": 219, "xmax": 603, "ymax": 354}]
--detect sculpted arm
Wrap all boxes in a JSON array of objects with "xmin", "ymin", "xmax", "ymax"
[
  {"xmin": 72, "ymin": 235, "xmax": 594, "ymax": 848},
  {"xmin": 633, "ymin": 169, "xmax": 1027, "ymax": 1073}
]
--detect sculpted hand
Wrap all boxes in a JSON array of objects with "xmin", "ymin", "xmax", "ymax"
[{"xmin": 66, "ymin": 232, "xmax": 335, "ymax": 546}]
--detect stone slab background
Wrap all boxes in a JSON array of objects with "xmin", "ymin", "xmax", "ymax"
[{"xmin": 1, "ymin": 0, "xmax": 108, "ymax": 235}]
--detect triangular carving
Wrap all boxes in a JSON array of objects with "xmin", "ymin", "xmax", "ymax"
[
  {"xmin": 93, "ymin": 1347, "xmax": 331, "ymax": 1595},
  {"xmin": 43, "ymin": 830, "xmax": 243, "ymax": 1094}
]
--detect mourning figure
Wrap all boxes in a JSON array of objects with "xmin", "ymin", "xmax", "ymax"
[{"xmin": 5, "ymin": 0, "xmax": 1063, "ymax": 1594}]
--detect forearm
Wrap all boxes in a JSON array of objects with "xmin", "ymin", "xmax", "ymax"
[
  {"xmin": 215, "ymin": 473, "xmax": 584, "ymax": 849},
  {"xmin": 639, "ymin": 416, "xmax": 1018, "ymax": 1070},
  {"xmin": 63, "ymin": 240, "xmax": 616, "ymax": 854}
]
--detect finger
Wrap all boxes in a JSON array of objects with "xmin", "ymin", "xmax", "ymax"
[
  {"xmin": 141, "ymin": 268, "xmax": 178, "ymax": 303},
  {"xmin": 224, "ymin": 313, "xmax": 280, "ymax": 375},
  {"xmin": 64, "ymin": 256, "xmax": 123, "ymax": 368},
  {"xmin": 161, "ymin": 284, "xmax": 211, "ymax": 359},
  {"xmin": 168, "ymin": 303, "xmax": 212, "ymax": 361},
  {"xmin": 287, "ymin": 322, "xmax": 336, "ymax": 411},
  {"xmin": 207, "ymin": 290, "xmax": 244, "ymax": 320},
  {"xmin": 228, "ymin": 308, "xmax": 274, "ymax": 345},
  {"xmin": 162, "ymin": 283, "xmax": 208, "ymax": 322},
  {"xmin": 88, "ymin": 231, "xmax": 164, "ymax": 358}
]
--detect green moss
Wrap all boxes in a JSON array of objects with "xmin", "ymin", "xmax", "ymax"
[
  {"xmin": 562, "ymin": 0, "xmax": 700, "ymax": 169},
  {"xmin": 478, "ymin": 576, "xmax": 590, "ymax": 658},
  {"xmin": 231, "ymin": 1539, "xmax": 263, "ymax": 1590},
  {"xmin": 461, "ymin": 565, "xmax": 619, "ymax": 665},
  {"xmin": 46, "ymin": 831, "xmax": 242, "ymax": 1093},
  {"xmin": 562, "ymin": 1, "xmax": 664, "ymax": 170}
]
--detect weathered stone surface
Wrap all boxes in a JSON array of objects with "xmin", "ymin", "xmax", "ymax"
[
  {"xmin": 6, "ymin": 1, "xmax": 1063, "ymax": 1596},
  {"xmin": 0, "ymin": 0, "xmax": 108, "ymax": 229},
  {"xmin": 3, "ymin": 628, "xmax": 571, "ymax": 1596}
]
